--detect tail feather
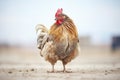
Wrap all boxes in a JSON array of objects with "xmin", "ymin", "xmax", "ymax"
[
  {"xmin": 35, "ymin": 24, "xmax": 48, "ymax": 33},
  {"xmin": 35, "ymin": 24, "xmax": 49, "ymax": 49}
]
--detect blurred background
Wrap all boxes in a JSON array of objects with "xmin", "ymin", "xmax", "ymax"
[{"xmin": 0, "ymin": 0, "xmax": 120, "ymax": 64}]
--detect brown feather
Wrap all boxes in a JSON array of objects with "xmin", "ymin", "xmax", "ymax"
[
  {"xmin": 49, "ymin": 15, "xmax": 79, "ymax": 60},
  {"xmin": 36, "ymin": 13, "xmax": 80, "ymax": 72}
]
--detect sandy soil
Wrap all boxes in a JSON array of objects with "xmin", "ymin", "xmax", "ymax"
[{"xmin": 0, "ymin": 46, "xmax": 120, "ymax": 80}]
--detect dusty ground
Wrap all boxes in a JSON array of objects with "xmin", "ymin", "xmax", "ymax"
[{"xmin": 0, "ymin": 46, "xmax": 120, "ymax": 80}]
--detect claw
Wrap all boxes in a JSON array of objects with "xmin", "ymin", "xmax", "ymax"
[
  {"xmin": 47, "ymin": 70, "xmax": 55, "ymax": 73},
  {"xmin": 63, "ymin": 70, "xmax": 72, "ymax": 73}
]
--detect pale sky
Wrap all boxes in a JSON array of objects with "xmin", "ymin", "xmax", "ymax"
[{"xmin": 0, "ymin": 0, "xmax": 120, "ymax": 45}]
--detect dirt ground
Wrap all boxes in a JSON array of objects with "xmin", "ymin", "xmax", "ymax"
[{"xmin": 0, "ymin": 46, "xmax": 120, "ymax": 80}]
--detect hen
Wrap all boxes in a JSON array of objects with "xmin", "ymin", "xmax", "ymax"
[{"xmin": 35, "ymin": 8, "xmax": 80, "ymax": 72}]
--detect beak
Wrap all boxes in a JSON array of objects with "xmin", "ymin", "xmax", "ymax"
[{"xmin": 55, "ymin": 18, "xmax": 57, "ymax": 20}]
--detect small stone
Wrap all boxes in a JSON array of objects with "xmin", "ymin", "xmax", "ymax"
[
  {"xmin": 8, "ymin": 71, "xmax": 12, "ymax": 74},
  {"xmin": 82, "ymin": 72, "xmax": 85, "ymax": 74},
  {"xmin": 105, "ymin": 73, "xmax": 107, "ymax": 75},
  {"xmin": 26, "ymin": 70, "xmax": 28, "ymax": 72},
  {"xmin": 31, "ymin": 69, "xmax": 34, "ymax": 71}
]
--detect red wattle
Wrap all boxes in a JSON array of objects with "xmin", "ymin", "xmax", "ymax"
[{"xmin": 56, "ymin": 20, "xmax": 63, "ymax": 25}]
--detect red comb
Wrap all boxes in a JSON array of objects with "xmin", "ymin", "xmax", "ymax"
[{"xmin": 55, "ymin": 8, "xmax": 63, "ymax": 17}]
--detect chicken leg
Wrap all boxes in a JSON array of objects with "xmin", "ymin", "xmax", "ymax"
[
  {"xmin": 63, "ymin": 64, "xmax": 66, "ymax": 72},
  {"xmin": 62, "ymin": 61, "xmax": 67, "ymax": 72},
  {"xmin": 62, "ymin": 61, "xmax": 72, "ymax": 73},
  {"xmin": 52, "ymin": 64, "xmax": 55, "ymax": 72}
]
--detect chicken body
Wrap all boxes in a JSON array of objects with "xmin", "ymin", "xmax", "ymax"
[{"xmin": 36, "ymin": 9, "xmax": 80, "ymax": 72}]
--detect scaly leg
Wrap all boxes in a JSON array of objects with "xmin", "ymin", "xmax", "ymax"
[
  {"xmin": 63, "ymin": 64, "xmax": 66, "ymax": 72},
  {"xmin": 62, "ymin": 61, "xmax": 66, "ymax": 72},
  {"xmin": 62, "ymin": 61, "xmax": 72, "ymax": 73},
  {"xmin": 52, "ymin": 64, "xmax": 54, "ymax": 72}
]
